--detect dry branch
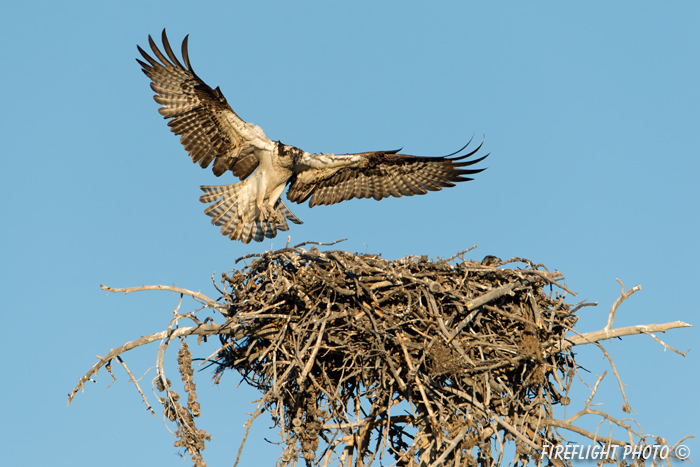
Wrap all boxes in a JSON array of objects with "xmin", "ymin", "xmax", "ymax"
[{"xmin": 557, "ymin": 321, "xmax": 691, "ymax": 349}]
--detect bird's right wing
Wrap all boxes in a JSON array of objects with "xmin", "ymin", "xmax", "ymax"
[
  {"xmin": 137, "ymin": 30, "xmax": 271, "ymax": 178},
  {"xmin": 287, "ymin": 140, "xmax": 488, "ymax": 207}
]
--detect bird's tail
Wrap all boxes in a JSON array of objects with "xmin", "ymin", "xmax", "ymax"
[{"xmin": 199, "ymin": 183, "xmax": 302, "ymax": 244}]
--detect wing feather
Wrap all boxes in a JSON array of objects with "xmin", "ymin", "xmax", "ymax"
[
  {"xmin": 287, "ymin": 139, "xmax": 488, "ymax": 207},
  {"xmin": 383, "ymin": 173, "xmax": 403, "ymax": 198},
  {"xmin": 137, "ymin": 30, "xmax": 269, "ymax": 178}
]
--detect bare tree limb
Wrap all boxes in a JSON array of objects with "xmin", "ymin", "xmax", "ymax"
[
  {"xmin": 68, "ymin": 322, "xmax": 242, "ymax": 405},
  {"xmin": 100, "ymin": 284, "xmax": 227, "ymax": 313},
  {"xmin": 554, "ymin": 321, "xmax": 692, "ymax": 350}
]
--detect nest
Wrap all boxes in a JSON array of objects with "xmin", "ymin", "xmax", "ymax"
[
  {"xmin": 69, "ymin": 240, "xmax": 691, "ymax": 466},
  {"xmin": 209, "ymin": 244, "xmax": 580, "ymax": 466}
]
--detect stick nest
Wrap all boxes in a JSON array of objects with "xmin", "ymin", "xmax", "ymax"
[{"xmin": 211, "ymin": 245, "xmax": 578, "ymax": 466}]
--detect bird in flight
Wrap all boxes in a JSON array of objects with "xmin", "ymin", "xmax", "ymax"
[{"xmin": 137, "ymin": 30, "xmax": 488, "ymax": 244}]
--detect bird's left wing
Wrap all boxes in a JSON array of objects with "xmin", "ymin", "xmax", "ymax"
[
  {"xmin": 287, "ymin": 140, "xmax": 488, "ymax": 207},
  {"xmin": 137, "ymin": 30, "xmax": 269, "ymax": 179}
]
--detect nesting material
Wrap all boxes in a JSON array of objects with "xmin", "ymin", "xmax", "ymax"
[{"xmin": 211, "ymin": 244, "xmax": 579, "ymax": 466}]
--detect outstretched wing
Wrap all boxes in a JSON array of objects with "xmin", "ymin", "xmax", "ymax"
[
  {"xmin": 137, "ymin": 30, "xmax": 270, "ymax": 178},
  {"xmin": 286, "ymin": 139, "xmax": 488, "ymax": 207}
]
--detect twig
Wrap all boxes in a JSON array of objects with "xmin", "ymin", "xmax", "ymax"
[
  {"xmin": 100, "ymin": 284, "xmax": 226, "ymax": 313},
  {"xmin": 234, "ymin": 397, "xmax": 267, "ymax": 467},
  {"xmin": 427, "ymin": 426, "xmax": 468, "ymax": 467},
  {"xmin": 592, "ymin": 342, "xmax": 634, "ymax": 413},
  {"xmin": 293, "ymin": 238, "xmax": 348, "ymax": 249},
  {"xmin": 643, "ymin": 331, "xmax": 691, "ymax": 356},
  {"xmin": 605, "ymin": 279, "xmax": 641, "ymax": 332},
  {"xmin": 444, "ymin": 245, "xmax": 478, "ymax": 263},
  {"xmin": 545, "ymin": 418, "xmax": 627, "ymax": 447},
  {"xmin": 298, "ymin": 308, "xmax": 330, "ymax": 386},
  {"xmin": 398, "ymin": 334, "xmax": 439, "ymax": 432},
  {"xmin": 115, "ymin": 355, "xmax": 155, "ymax": 416}
]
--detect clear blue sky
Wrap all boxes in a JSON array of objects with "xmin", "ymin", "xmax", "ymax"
[{"xmin": 1, "ymin": 1, "xmax": 697, "ymax": 465}]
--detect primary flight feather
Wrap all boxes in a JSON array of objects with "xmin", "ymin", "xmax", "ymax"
[{"xmin": 137, "ymin": 30, "xmax": 489, "ymax": 243}]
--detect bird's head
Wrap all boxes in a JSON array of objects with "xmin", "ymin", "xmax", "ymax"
[{"xmin": 277, "ymin": 143, "xmax": 304, "ymax": 168}]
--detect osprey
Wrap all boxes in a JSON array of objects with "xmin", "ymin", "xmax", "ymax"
[{"xmin": 137, "ymin": 31, "xmax": 488, "ymax": 244}]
